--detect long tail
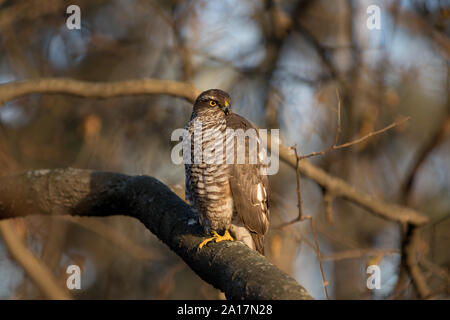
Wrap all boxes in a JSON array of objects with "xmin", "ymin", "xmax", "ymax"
[{"xmin": 251, "ymin": 233, "xmax": 265, "ymax": 255}]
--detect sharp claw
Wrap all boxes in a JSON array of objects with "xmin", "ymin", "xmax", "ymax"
[
  {"xmin": 199, "ymin": 237, "xmax": 215, "ymax": 249},
  {"xmin": 198, "ymin": 230, "xmax": 234, "ymax": 249}
]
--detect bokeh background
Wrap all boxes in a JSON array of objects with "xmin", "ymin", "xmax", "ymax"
[{"xmin": 0, "ymin": 0, "xmax": 449, "ymax": 299}]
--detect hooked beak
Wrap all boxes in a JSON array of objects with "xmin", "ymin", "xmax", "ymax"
[{"xmin": 223, "ymin": 101, "xmax": 231, "ymax": 115}]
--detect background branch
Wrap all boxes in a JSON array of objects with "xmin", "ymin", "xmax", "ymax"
[
  {"xmin": 275, "ymin": 143, "xmax": 428, "ymax": 226},
  {"xmin": 0, "ymin": 78, "xmax": 200, "ymax": 106},
  {"xmin": 0, "ymin": 220, "xmax": 71, "ymax": 300}
]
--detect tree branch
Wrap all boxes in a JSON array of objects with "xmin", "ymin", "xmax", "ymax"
[
  {"xmin": 0, "ymin": 168, "xmax": 312, "ymax": 300},
  {"xmin": 404, "ymin": 226, "xmax": 432, "ymax": 298},
  {"xmin": 0, "ymin": 78, "xmax": 200, "ymax": 106}
]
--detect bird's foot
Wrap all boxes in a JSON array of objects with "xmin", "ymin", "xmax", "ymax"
[{"xmin": 199, "ymin": 230, "xmax": 234, "ymax": 249}]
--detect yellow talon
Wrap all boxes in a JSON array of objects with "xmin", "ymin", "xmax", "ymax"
[{"xmin": 199, "ymin": 230, "xmax": 234, "ymax": 249}]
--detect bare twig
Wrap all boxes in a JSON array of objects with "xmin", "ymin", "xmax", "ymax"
[
  {"xmin": 308, "ymin": 217, "xmax": 329, "ymax": 299},
  {"xmin": 293, "ymin": 145, "xmax": 304, "ymax": 220},
  {"xmin": 278, "ymin": 145, "xmax": 329, "ymax": 300},
  {"xmin": 322, "ymin": 248, "xmax": 400, "ymax": 261},
  {"xmin": 299, "ymin": 90, "xmax": 410, "ymax": 160},
  {"xmin": 275, "ymin": 143, "xmax": 428, "ymax": 226},
  {"xmin": 299, "ymin": 89, "xmax": 342, "ymax": 160},
  {"xmin": 333, "ymin": 117, "xmax": 410, "ymax": 149},
  {"xmin": 275, "ymin": 88, "xmax": 420, "ymax": 226}
]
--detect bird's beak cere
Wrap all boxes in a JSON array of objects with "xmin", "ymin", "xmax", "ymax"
[{"xmin": 222, "ymin": 100, "xmax": 231, "ymax": 115}]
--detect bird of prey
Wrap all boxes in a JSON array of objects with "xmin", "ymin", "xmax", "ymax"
[{"xmin": 184, "ymin": 89, "xmax": 270, "ymax": 254}]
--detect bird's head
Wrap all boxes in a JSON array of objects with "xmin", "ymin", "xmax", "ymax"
[{"xmin": 193, "ymin": 89, "xmax": 231, "ymax": 117}]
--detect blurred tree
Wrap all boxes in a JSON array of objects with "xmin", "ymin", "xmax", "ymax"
[{"xmin": 0, "ymin": 0, "xmax": 448, "ymax": 300}]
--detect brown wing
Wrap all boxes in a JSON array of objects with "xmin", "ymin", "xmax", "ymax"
[{"xmin": 226, "ymin": 113, "xmax": 270, "ymax": 254}]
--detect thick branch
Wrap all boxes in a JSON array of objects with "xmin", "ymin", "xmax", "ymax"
[{"xmin": 0, "ymin": 168, "xmax": 312, "ymax": 300}]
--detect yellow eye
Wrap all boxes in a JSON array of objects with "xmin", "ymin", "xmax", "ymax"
[{"xmin": 209, "ymin": 100, "xmax": 217, "ymax": 107}]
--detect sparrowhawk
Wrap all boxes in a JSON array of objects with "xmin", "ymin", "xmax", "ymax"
[{"xmin": 184, "ymin": 89, "xmax": 270, "ymax": 254}]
